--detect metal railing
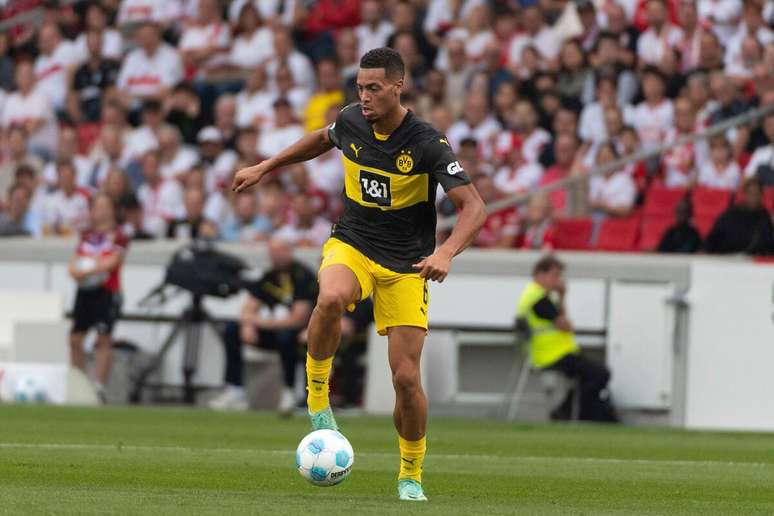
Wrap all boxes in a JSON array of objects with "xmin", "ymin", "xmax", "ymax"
[
  {"xmin": 0, "ymin": 0, "xmax": 80, "ymax": 33},
  {"xmin": 437, "ymin": 102, "xmax": 774, "ymax": 231}
]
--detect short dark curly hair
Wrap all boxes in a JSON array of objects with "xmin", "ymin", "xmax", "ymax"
[{"xmin": 360, "ymin": 47, "xmax": 405, "ymax": 80}]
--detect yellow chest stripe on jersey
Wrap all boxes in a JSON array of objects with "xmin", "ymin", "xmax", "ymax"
[{"xmin": 342, "ymin": 155, "xmax": 429, "ymax": 211}]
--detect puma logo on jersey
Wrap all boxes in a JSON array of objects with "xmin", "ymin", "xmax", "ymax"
[{"xmin": 350, "ymin": 143, "xmax": 362, "ymax": 158}]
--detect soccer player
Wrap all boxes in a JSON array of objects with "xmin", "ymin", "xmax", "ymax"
[{"xmin": 232, "ymin": 48, "xmax": 485, "ymax": 501}]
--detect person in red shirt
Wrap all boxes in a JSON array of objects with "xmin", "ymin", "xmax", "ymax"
[{"xmin": 68, "ymin": 194, "xmax": 129, "ymax": 402}]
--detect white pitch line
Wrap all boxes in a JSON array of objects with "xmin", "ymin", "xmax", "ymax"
[{"xmin": 0, "ymin": 442, "xmax": 769, "ymax": 468}]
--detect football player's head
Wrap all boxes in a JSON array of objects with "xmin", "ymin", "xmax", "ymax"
[{"xmin": 357, "ymin": 47, "xmax": 405, "ymax": 123}]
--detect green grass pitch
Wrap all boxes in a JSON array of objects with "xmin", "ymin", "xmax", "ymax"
[{"xmin": 1, "ymin": 405, "xmax": 773, "ymax": 515}]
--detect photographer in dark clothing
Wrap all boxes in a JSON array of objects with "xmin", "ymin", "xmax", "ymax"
[{"xmin": 705, "ymin": 178, "xmax": 774, "ymax": 255}]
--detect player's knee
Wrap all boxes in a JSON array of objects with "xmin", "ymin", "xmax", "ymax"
[
  {"xmin": 392, "ymin": 363, "xmax": 421, "ymax": 396},
  {"xmin": 316, "ymin": 290, "xmax": 349, "ymax": 316}
]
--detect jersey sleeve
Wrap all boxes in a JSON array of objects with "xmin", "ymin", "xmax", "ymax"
[
  {"xmin": 327, "ymin": 105, "xmax": 355, "ymax": 150},
  {"xmin": 532, "ymin": 296, "xmax": 560, "ymax": 321},
  {"xmin": 426, "ymin": 136, "xmax": 471, "ymax": 192}
]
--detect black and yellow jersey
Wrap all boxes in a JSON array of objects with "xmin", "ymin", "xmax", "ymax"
[{"xmin": 327, "ymin": 103, "xmax": 470, "ymax": 273}]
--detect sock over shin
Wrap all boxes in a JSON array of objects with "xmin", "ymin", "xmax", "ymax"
[
  {"xmin": 306, "ymin": 353, "xmax": 333, "ymax": 413},
  {"xmin": 398, "ymin": 436, "xmax": 426, "ymax": 482}
]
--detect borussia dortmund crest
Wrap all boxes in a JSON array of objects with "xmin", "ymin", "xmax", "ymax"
[{"xmin": 396, "ymin": 151, "xmax": 413, "ymax": 173}]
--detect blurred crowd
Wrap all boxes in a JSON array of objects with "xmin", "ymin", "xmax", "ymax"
[{"xmin": 0, "ymin": 0, "xmax": 773, "ymax": 253}]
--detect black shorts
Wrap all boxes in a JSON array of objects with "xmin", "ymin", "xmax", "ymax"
[{"xmin": 71, "ymin": 287, "xmax": 122, "ymax": 335}]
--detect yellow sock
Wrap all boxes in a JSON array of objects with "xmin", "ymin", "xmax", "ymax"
[
  {"xmin": 398, "ymin": 436, "xmax": 426, "ymax": 483},
  {"xmin": 306, "ymin": 353, "xmax": 333, "ymax": 413}
]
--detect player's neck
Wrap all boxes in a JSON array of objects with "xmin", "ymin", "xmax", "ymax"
[{"xmin": 372, "ymin": 105, "xmax": 408, "ymax": 137}]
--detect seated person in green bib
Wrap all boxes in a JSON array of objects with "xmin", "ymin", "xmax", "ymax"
[{"xmin": 517, "ymin": 255, "xmax": 617, "ymax": 422}]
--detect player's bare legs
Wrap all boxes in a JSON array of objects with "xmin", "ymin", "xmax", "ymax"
[
  {"xmin": 69, "ymin": 332, "xmax": 86, "ymax": 371},
  {"xmin": 306, "ymin": 265, "xmax": 360, "ymax": 430},
  {"xmin": 388, "ymin": 325, "xmax": 428, "ymax": 500},
  {"xmin": 94, "ymin": 333, "xmax": 113, "ymax": 386}
]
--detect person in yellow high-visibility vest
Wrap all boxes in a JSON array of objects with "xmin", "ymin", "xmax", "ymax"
[{"xmin": 517, "ymin": 255, "xmax": 617, "ymax": 422}]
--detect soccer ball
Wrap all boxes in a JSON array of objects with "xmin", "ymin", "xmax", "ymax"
[
  {"xmin": 13, "ymin": 375, "xmax": 48, "ymax": 404},
  {"xmin": 295, "ymin": 429, "xmax": 354, "ymax": 486},
  {"xmin": 75, "ymin": 256, "xmax": 108, "ymax": 289}
]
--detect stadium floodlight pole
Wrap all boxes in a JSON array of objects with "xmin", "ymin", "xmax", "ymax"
[{"xmin": 437, "ymin": 102, "xmax": 774, "ymax": 232}]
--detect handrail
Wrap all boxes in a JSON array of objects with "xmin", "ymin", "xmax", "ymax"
[
  {"xmin": 437, "ymin": 102, "xmax": 774, "ymax": 231},
  {"xmin": 0, "ymin": 0, "xmax": 80, "ymax": 33}
]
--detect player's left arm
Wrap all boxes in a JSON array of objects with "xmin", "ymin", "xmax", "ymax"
[{"xmin": 413, "ymin": 139, "xmax": 486, "ymax": 283}]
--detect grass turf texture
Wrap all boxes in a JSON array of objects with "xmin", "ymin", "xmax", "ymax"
[{"xmin": 1, "ymin": 405, "xmax": 773, "ymax": 515}]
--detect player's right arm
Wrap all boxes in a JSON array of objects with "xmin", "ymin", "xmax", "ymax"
[{"xmin": 232, "ymin": 127, "xmax": 334, "ymax": 192}]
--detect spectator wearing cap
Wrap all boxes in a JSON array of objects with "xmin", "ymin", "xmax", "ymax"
[
  {"xmin": 2, "ymin": 61, "xmax": 59, "ymax": 160},
  {"xmin": 71, "ymin": 30, "xmax": 120, "ymax": 123},
  {"xmin": 197, "ymin": 126, "xmax": 238, "ymax": 194},
  {"xmin": 228, "ymin": 2, "xmax": 274, "ymax": 71},
  {"xmin": 632, "ymin": 67, "xmax": 673, "ymax": 150},
  {"xmin": 304, "ymin": 59, "xmax": 344, "ymax": 132},
  {"xmin": 158, "ymin": 124, "xmax": 199, "ymax": 182},
  {"xmin": 136, "ymin": 150, "xmax": 185, "ymax": 237},
  {"xmin": 219, "ymin": 190, "xmax": 274, "ymax": 243},
  {"xmin": 705, "ymin": 178, "xmax": 774, "ymax": 255},
  {"xmin": 117, "ymin": 22, "xmax": 183, "ymax": 110},
  {"xmin": 274, "ymin": 193, "xmax": 331, "ymax": 248},
  {"xmin": 355, "ymin": 0, "xmax": 394, "ymax": 59},
  {"xmin": 34, "ymin": 22, "xmax": 80, "ymax": 112},
  {"xmin": 637, "ymin": 0, "xmax": 685, "ymax": 67},
  {"xmin": 73, "ymin": 3, "xmax": 123, "ymax": 62},
  {"xmin": 257, "ymin": 99, "xmax": 305, "ymax": 162},
  {"xmin": 658, "ymin": 197, "xmax": 703, "ymax": 253}
]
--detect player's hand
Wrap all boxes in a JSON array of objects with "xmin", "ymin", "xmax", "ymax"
[
  {"xmin": 232, "ymin": 163, "xmax": 268, "ymax": 193},
  {"xmin": 556, "ymin": 279, "xmax": 567, "ymax": 296},
  {"xmin": 412, "ymin": 249, "xmax": 453, "ymax": 283}
]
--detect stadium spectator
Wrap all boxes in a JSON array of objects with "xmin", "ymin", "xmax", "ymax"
[
  {"xmin": 744, "ymin": 112, "xmax": 774, "ymax": 184},
  {"xmin": 136, "ymin": 150, "xmax": 185, "ymax": 237},
  {"xmin": 441, "ymin": 39, "xmax": 473, "ymax": 119},
  {"xmin": 266, "ymin": 27, "xmax": 316, "ymax": 94},
  {"xmin": 219, "ymin": 190, "xmax": 273, "ymax": 243},
  {"xmin": 213, "ymin": 94, "xmax": 239, "ymax": 150},
  {"xmin": 122, "ymin": 100, "xmax": 163, "ymax": 165},
  {"xmin": 87, "ymin": 125, "xmax": 128, "ymax": 191},
  {"xmin": 698, "ymin": 134, "xmax": 741, "ymax": 190},
  {"xmin": 71, "ymin": 30, "xmax": 120, "ymax": 123},
  {"xmin": 229, "ymin": 2, "xmax": 273, "ymax": 70},
  {"xmin": 539, "ymin": 107, "xmax": 579, "ymax": 168},
  {"xmin": 210, "ymin": 238, "xmax": 316, "ymax": 413},
  {"xmin": 506, "ymin": 5, "xmax": 562, "ymax": 67},
  {"xmin": 588, "ymin": 32, "xmax": 638, "ymax": 105},
  {"xmin": 179, "ymin": 0, "xmax": 232, "ymax": 82},
  {"xmin": 68, "ymin": 194, "xmax": 128, "ymax": 403},
  {"xmin": 540, "ymin": 134, "xmax": 580, "ymax": 215},
  {"xmin": 34, "ymin": 22, "xmax": 80, "ymax": 111},
  {"xmin": 586, "ymin": 142, "xmax": 637, "ymax": 222},
  {"xmin": 520, "ymin": 194, "xmax": 556, "ymax": 251},
  {"xmin": 705, "ymin": 178, "xmax": 774, "ymax": 254},
  {"xmin": 662, "ymin": 98, "xmax": 699, "ymax": 188},
  {"xmin": 0, "ymin": 32, "xmax": 15, "ymax": 92},
  {"xmin": 165, "ymin": 83, "xmax": 207, "ymax": 145},
  {"xmin": 101, "ymin": 168, "xmax": 131, "ymax": 206},
  {"xmin": 557, "ymin": 40, "xmax": 592, "ymax": 107},
  {"xmin": 258, "ymin": 99, "xmax": 305, "ymax": 161},
  {"xmin": 158, "ymin": 125, "xmax": 199, "ymax": 182},
  {"xmin": 0, "ymin": 127, "xmax": 44, "ymax": 201},
  {"xmin": 517, "ymin": 255, "xmax": 617, "ymax": 422},
  {"xmin": 73, "ymin": 3, "xmax": 123, "ymax": 62},
  {"xmin": 235, "ymin": 66, "xmax": 272, "ymax": 130},
  {"xmin": 0, "ymin": 183, "xmax": 39, "ymax": 237},
  {"xmin": 657, "ymin": 197, "xmax": 703, "ymax": 253},
  {"xmin": 632, "ymin": 67, "xmax": 673, "ymax": 149},
  {"xmin": 274, "ymin": 193, "xmax": 332, "ymax": 248},
  {"xmin": 117, "ymin": 22, "xmax": 183, "ymax": 109},
  {"xmin": 447, "ymin": 94, "xmax": 501, "ymax": 161},
  {"xmin": 493, "ymin": 141, "xmax": 544, "ymax": 195},
  {"xmin": 41, "ymin": 126, "xmax": 93, "ymax": 189},
  {"xmin": 197, "ymin": 126, "xmax": 238, "ymax": 194},
  {"xmin": 356, "ymin": 0, "xmax": 393, "ymax": 59},
  {"xmin": 2, "ymin": 61, "xmax": 59, "ymax": 159},
  {"xmin": 304, "ymin": 59, "xmax": 344, "ymax": 132},
  {"xmin": 637, "ymin": 0, "xmax": 684, "ymax": 67},
  {"xmin": 166, "ymin": 187, "xmax": 214, "ymax": 240},
  {"xmin": 472, "ymin": 173, "xmax": 519, "ymax": 249},
  {"xmin": 40, "ymin": 160, "xmax": 90, "ymax": 236},
  {"xmin": 386, "ymin": 0, "xmax": 437, "ymax": 65},
  {"xmin": 579, "ymin": 75, "xmax": 635, "ymax": 144}
]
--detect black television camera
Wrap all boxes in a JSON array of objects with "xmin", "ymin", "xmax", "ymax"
[{"xmin": 164, "ymin": 240, "xmax": 247, "ymax": 298}]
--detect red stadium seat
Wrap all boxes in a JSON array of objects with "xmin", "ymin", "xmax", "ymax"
[
  {"xmin": 691, "ymin": 188, "xmax": 731, "ymax": 219},
  {"xmin": 595, "ymin": 216, "xmax": 641, "ymax": 252},
  {"xmin": 643, "ymin": 186, "xmax": 686, "ymax": 218},
  {"xmin": 733, "ymin": 186, "xmax": 774, "ymax": 211},
  {"xmin": 639, "ymin": 216, "xmax": 675, "ymax": 251},
  {"xmin": 553, "ymin": 218, "xmax": 593, "ymax": 250}
]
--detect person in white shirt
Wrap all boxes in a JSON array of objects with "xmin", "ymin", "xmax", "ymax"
[
  {"xmin": 662, "ymin": 98, "xmax": 699, "ymax": 188},
  {"xmin": 724, "ymin": 0, "xmax": 774, "ymax": 71},
  {"xmin": 507, "ymin": 6, "xmax": 563, "ymax": 68},
  {"xmin": 136, "ymin": 150, "xmax": 185, "ymax": 237},
  {"xmin": 228, "ymin": 2, "xmax": 274, "ymax": 70},
  {"xmin": 579, "ymin": 75, "xmax": 635, "ymax": 144},
  {"xmin": 235, "ymin": 66, "xmax": 274, "ymax": 129},
  {"xmin": 698, "ymin": 0, "xmax": 742, "ymax": 45},
  {"xmin": 356, "ymin": 0, "xmax": 394, "ymax": 59},
  {"xmin": 118, "ymin": 0, "xmax": 181, "ymax": 28},
  {"xmin": 446, "ymin": 94, "xmax": 502, "ymax": 161},
  {"xmin": 632, "ymin": 67, "xmax": 673, "ymax": 149},
  {"xmin": 117, "ymin": 23, "xmax": 184, "ymax": 106},
  {"xmin": 87, "ymin": 125, "xmax": 127, "ymax": 190},
  {"xmin": 493, "ymin": 143, "xmax": 545, "ymax": 195},
  {"xmin": 499, "ymin": 101, "xmax": 552, "ymax": 165},
  {"xmin": 121, "ymin": 100, "xmax": 165, "ymax": 165},
  {"xmin": 1, "ymin": 61, "xmax": 59, "ymax": 159},
  {"xmin": 265, "ymin": 27, "xmax": 316, "ymax": 94},
  {"xmin": 257, "ymin": 99, "xmax": 306, "ymax": 161},
  {"xmin": 588, "ymin": 142, "xmax": 636, "ymax": 218},
  {"xmin": 41, "ymin": 161, "xmax": 91, "ymax": 236},
  {"xmin": 698, "ymin": 135, "xmax": 741, "ymax": 190},
  {"xmin": 158, "ymin": 125, "xmax": 199, "ymax": 181},
  {"xmin": 34, "ymin": 23, "xmax": 81, "ymax": 110},
  {"xmin": 178, "ymin": 0, "xmax": 232, "ymax": 80},
  {"xmin": 636, "ymin": 0, "xmax": 685, "ymax": 67},
  {"xmin": 41, "ymin": 126, "xmax": 94, "ymax": 189},
  {"xmin": 73, "ymin": 3, "xmax": 123, "ymax": 62},
  {"xmin": 726, "ymin": 36, "xmax": 764, "ymax": 84},
  {"xmin": 436, "ymin": 3, "xmax": 496, "ymax": 68},
  {"xmin": 274, "ymin": 193, "xmax": 332, "ymax": 248},
  {"xmin": 744, "ymin": 113, "xmax": 774, "ymax": 181},
  {"xmin": 197, "ymin": 126, "xmax": 238, "ymax": 193}
]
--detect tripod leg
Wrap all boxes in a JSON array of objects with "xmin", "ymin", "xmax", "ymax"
[
  {"xmin": 129, "ymin": 321, "xmax": 185, "ymax": 404},
  {"xmin": 182, "ymin": 321, "xmax": 201, "ymax": 404}
]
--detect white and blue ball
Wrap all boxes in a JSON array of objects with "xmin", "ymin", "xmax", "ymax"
[
  {"xmin": 13, "ymin": 375, "xmax": 48, "ymax": 404},
  {"xmin": 295, "ymin": 429, "xmax": 354, "ymax": 486}
]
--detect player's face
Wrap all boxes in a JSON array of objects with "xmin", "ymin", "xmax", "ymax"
[{"xmin": 356, "ymin": 68, "xmax": 402, "ymax": 123}]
